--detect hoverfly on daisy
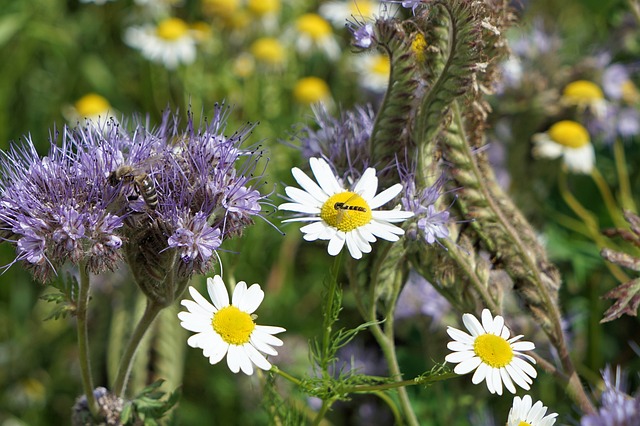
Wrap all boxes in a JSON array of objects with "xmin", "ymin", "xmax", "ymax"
[{"xmin": 278, "ymin": 157, "xmax": 413, "ymax": 259}]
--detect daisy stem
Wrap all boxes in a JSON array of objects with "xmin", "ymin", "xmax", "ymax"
[
  {"xmin": 365, "ymin": 244, "xmax": 420, "ymax": 426},
  {"xmin": 559, "ymin": 170, "xmax": 630, "ymax": 283},
  {"xmin": 613, "ymin": 138, "xmax": 637, "ymax": 213},
  {"xmin": 113, "ymin": 299, "xmax": 163, "ymax": 396},
  {"xmin": 270, "ymin": 366, "xmax": 302, "ymax": 386},
  {"xmin": 77, "ymin": 263, "xmax": 98, "ymax": 419},
  {"xmin": 319, "ymin": 252, "xmax": 343, "ymax": 375},
  {"xmin": 590, "ymin": 167, "xmax": 627, "ymax": 229}
]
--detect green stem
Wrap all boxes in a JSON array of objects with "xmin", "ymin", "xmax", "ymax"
[
  {"xmin": 613, "ymin": 138, "xmax": 637, "ymax": 213},
  {"xmin": 559, "ymin": 170, "xmax": 630, "ymax": 283},
  {"xmin": 320, "ymin": 253, "xmax": 343, "ymax": 374},
  {"xmin": 364, "ymin": 244, "xmax": 419, "ymax": 426},
  {"xmin": 270, "ymin": 366, "xmax": 303, "ymax": 386},
  {"xmin": 112, "ymin": 299, "xmax": 163, "ymax": 396},
  {"xmin": 311, "ymin": 400, "xmax": 333, "ymax": 426},
  {"xmin": 77, "ymin": 263, "xmax": 98, "ymax": 418},
  {"xmin": 590, "ymin": 167, "xmax": 627, "ymax": 229}
]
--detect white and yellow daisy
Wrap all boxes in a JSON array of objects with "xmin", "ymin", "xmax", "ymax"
[
  {"xmin": 178, "ymin": 275, "xmax": 285, "ymax": 375},
  {"xmin": 293, "ymin": 76, "xmax": 332, "ymax": 106},
  {"xmin": 445, "ymin": 308, "xmax": 537, "ymax": 395},
  {"xmin": 352, "ymin": 52, "xmax": 390, "ymax": 93},
  {"xmin": 561, "ymin": 80, "xmax": 608, "ymax": 118},
  {"xmin": 250, "ymin": 37, "xmax": 287, "ymax": 68},
  {"xmin": 320, "ymin": 0, "xmax": 388, "ymax": 28},
  {"xmin": 124, "ymin": 17, "xmax": 197, "ymax": 69},
  {"xmin": 507, "ymin": 395, "xmax": 558, "ymax": 426},
  {"xmin": 532, "ymin": 120, "xmax": 595, "ymax": 174},
  {"xmin": 278, "ymin": 157, "xmax": 414, "ymax": 259},
  {"xmin": 63, "ymin": 93, "xmax": 115, "ymax": 127},
  {"xmin": 292, "ymin": 13, "xmax": 341, "ymax": 60}
]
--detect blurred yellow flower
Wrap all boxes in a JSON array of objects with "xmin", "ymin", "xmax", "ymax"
[
  {"xmin": 248, "ymin": 0, "xmax": 280, "ymax": 16},
  {"xmin": 293, "ymin": 77, "xmax": 331, "ymax": 105},
  {"xmin": 156, "ymin": 18, "xmax": 189, "ymax": 40},
  {"xmin": 202, "ymin": 0, "xmax": 240, "ymax": 20},
  {"xmin": 250, "ymin": 37, "xmax": 286, "ymax": 66},
  {"xmin": 293, "ymin": 13, "xmax": 340, "ymax": 60},
  {"xmin": 412, "ymin": 33, "xmax": 427, "ymax": 62},
  {"xmin": 532, "ymin": 120, "xmax": 595, "ymax": 174},
  {"xmin": 561, "ymin": 80, "xmax": 607, "ymax": 117},
  {"xmin": 75, "ymin": 93, "xmax": 111, "ymax": 118}
]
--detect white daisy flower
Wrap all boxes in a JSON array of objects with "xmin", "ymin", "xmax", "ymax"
[
  {"xmin": 532, "ymin": 120, "xmax": 595, "ymax": 174},
  {"xmin": 445, "ymin": 308, "xmax": 537, "ymax": 395},
  {"xmin": 291, "ymin": 13, "xmax": 341, "ymax": 61},
  {"xmin": 63, "ymin": 93, "xmax": 116, "ymax": 128},
  {"xmin": 178, "ymin": 275, "xmax": 285, "ymax": 375},
  {"xmin": 561, "ymin": 80, "xmax": 608, "ymax": 119},
  {"xmin": 507, "ymin": 395, "xmax": 558, "ymax": 426},
  {"xmin": 320, "ymin": 0, "xmax": 393, "ymax": 27},
  {"xmin": 352, "ymin": 52, "xmax": 390, "ymax": 93},
  {"xmin": 124, "ymin": 17, "xmax": 197, "ymax": 69},
  {"xmin": 278, "ymin": 157, "xmax": 414, "ymax": 259}
]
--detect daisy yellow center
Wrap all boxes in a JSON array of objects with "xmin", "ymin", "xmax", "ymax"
[
  {"xmin": 75, "ymin": 93, "xmax": 110, "ymax": 116},
  {"xmin": 212, "ymin": 306, "xmax": 255, "ymax": 345},
  {"xmin": 248, "ymin": 0, "xmax": 280, "ymax": 15},
  {"xmin": 517, "ymin": 422, "xmax": 531, "ymax": 426},
  {"xmin": 371, "ymin": 54, "xmax": 391, "ymax": 76},
  {"xmin": 349, "ymin": 1, "xmax": 373, "ymax": 17},
  {"xmin": 156, "ymin": 18, "xmax": 189, "ymax": 41},
  {"xmin": 321, "ymin": 192, "xmax": 372, "ymax": 232},
  {"xmin": 251, "ymin": 38, "xmax": 285, "ymax": 65},
  {"xmin": 296, "ymin": 14, "xmax": 332, "ymax": 40},
  {"xmin": 411, "ymin": 33, "xmax": 427, "ymax": 62},
  {"xmin": 548, "ymin": 120, "xmax": 590, "ymax": 148},
  {"xmin": 563, "ymin": 80, "xmax": 604, "ymax": 102},
  {"xmin": 294, "ymin": 77, "xmax": 330, "ymax": 104},
  {"xmin": 473, "ymin": 334, "xmax": 513, "ymax": 368}
]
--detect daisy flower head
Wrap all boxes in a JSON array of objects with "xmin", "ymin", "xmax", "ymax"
[
  {"xmin": 353, "ymin": 52, "xmax": 390, "ymax": 93},
  {"xmin": 278, "ymin": 157, "xmax": 414, "ymax": 259},
  {"xmin": 178, "ymin": 275, "xmax": 286, "ymax": 375},
  {"xmin": 508, "ymin": 395, "xmax": 558, "ymax": 426},
  {"xmin": 124, "ymin": 17, "xmax": 197, "ymax": 69},
  {"xmin": 561, "ymin": 80, "xmax": 608, "ymax": 118},
  {"xmin": 291, "ymin": 13, "xmax": 341, "ymax": 60},
  {"xmin": 63, "ymin": 93, "xmax": 115, "ymax": 128},
  {"xmin": 293, "ymin": 76, "xmax": 332, "ymax": 106},
  {"xmin": 445, "ymin": 308, "xmax": 537, "ymax": 395},
  {"xmin": 532, "ymin": 120, "xmax": 595, "ymax": 174}
]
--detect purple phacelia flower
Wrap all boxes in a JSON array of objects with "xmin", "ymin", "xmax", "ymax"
[
  {"xmin": 401, "ymin": 174, "xmax": 451, "ymax": 246},
  {"xmin": 168, "ymin": 212, "xmax": 222, "ymax": 269},
  {"xmin": 0, "ymin": 126, "xmax": 124, "ymax": 281},
  {"xmin": 581, "ymin": 366, "xmax": 640, "ymax": 426},
  {"xmin": 348, "ymin": 21, "xmax": 376, "ymax": 49},
  {"xmin": 294, "ymin": 104, "xmax": 377, "ymax": 179}
]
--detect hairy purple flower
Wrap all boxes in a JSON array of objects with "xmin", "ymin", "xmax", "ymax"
[
  {"xmin": 294, "ymin": 104, "xmax": 377, "ymax": 179},
  {"xmin": 0, "ymin": 126, "xmax": 124, "ymax": 281},
  {"xmin": 401, "ymin": 174, "xmax": 451, "ymax": 246},
  {"xmin": 581, "ymin": 366, "xmax": 640, "ymax": 426},
  {"xmin": 348, "ymin": 22, "xmax": 376, "ymax": 49},
  {"xmin": 0, "ymin": 105, "xmax": 268, "ymax": 291}
]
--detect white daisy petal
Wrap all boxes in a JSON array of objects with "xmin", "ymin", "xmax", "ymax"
[
  {"xmin": 446, "ymin": 327, "xmax": 475, "ymax": 344},
  {"xmin": 368, "ymin": 183, "xmax": 403, "ymax": 208},
  {"xmin": 481, "ymin": 309, "xmax": 494, "ymax": 333},
  {"xmin": 491, "ymin": 367, "xmax": 503, "ymax": 395},
  {"xmin": 353, "ymin": 167, "xmax": 378, "ymax": 200},
  {"xmin": 238, "ymin": 283, "xmax": 265, "ymax": 314},
  {"xmin": 188, "ymin": 286, "xmax": 216, "ymax": 313},
  {"xmin": 243, "ymin": 342, "xmax": 273, "ymax": 371},
  {"xmin": 445, "ymin": 350, "xmax": 476, "ymax": 364},
  {"xmin": 462, "ymin": 313, "xmax": 485, "ymax": 336},
  {"xmin": 471, "ymin": 362, "xmax": 489, "ymax": 385},
  {"xmin": 310, "ymin": 157, "xmax": 342, "ymax": 195},
  {"xmin": 226, "ymin": 344, "xmax": 245, "ymax": 374},
  {"xmin": 231, "ymin": 281, "xmax": 247, "ymax": 307},
  {"xmin": 291, "ymin": 166, "xmax": 328, "ymax": 201},
  {"xmin": 279, "ymin": 202, "xmax": 322, "ymax": 214},
  {"xmin": 507, "ymin": 394, "xmax": 557, "ymax": 426},
  {"xmin": 208, "ymin": 275, "xmax": 229, "ymax": 309},
  {"xmin": 371, "ymin": 210, "xmax": 414, "ymax": 222},
  {"xmin": 328, "ymin": 232, "xmax": 347, "ymax": 255},
  {"xmin": 453, "ymin": 356, "xmax": 482, "ymax": 375},
  {"xmin": 500, "ymin": 367, "xmax": 517, "ymax": 394},
  {"xmin": 254, "ymin": 325, "xmax": 286, "ymax": 336},
  {"xmin": 285, "ymin": 186, "xmax": 324, "ymax": 208},
  {"xmin": 345, "ymin": 234, "xmax": 364, "ymax": 259}
]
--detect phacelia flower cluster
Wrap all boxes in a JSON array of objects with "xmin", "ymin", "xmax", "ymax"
[{"xmin": 0, "ymin": 106, "xmax": 267, "ymax": 289}]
